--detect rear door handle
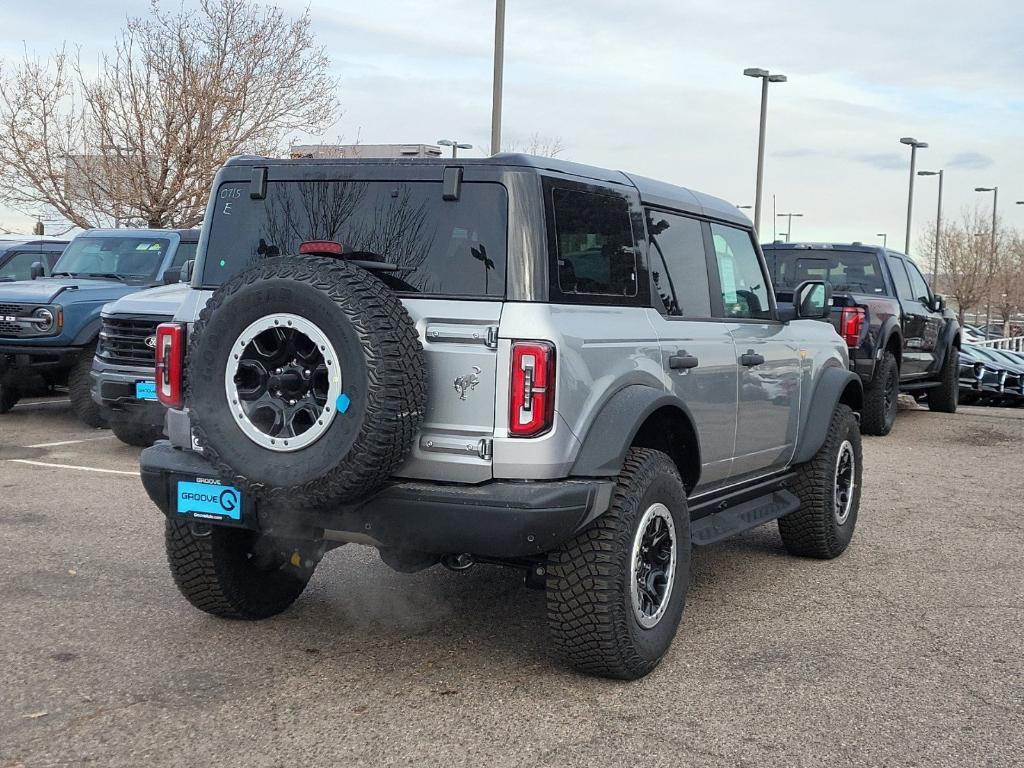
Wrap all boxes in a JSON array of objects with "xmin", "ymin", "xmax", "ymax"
[
  {"xmin": 669, "ymin": 352, "xmax": 700, "ymax": 370},
  {"xmin": 740, "ymin": 350, "xmax": 765, "ymax": 367}
]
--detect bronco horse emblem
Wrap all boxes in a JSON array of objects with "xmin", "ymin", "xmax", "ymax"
[{"xmin": 453, "ymin": 366, "xmax": 482, "ymax": 401}]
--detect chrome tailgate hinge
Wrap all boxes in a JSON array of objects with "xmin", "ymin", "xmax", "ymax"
[
  {"xmin": 485, "ymin": 325, "xmax": 500, "ymax": 349},
  {"xmin": 477, "ymin": 438, "xmax": 493, "ymax": 460}
]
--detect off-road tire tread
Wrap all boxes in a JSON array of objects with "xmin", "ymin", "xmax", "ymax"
[
  {"xmin": 546, "ymin": 448, "xmax": 686, "ymax": 680},
  {"xmin": 165, "ymin": 519, "xmax": 312, "ymax": 620},
  {"xmin": 927, "ymin": 345, "xmax": 959, "ymax": 413},
  {"xmin": 861, "ymin": 351, "xmax": 898, "ymax": 436},
  {"xmin": 779, "ymin": 404, "xmax": 859, "ymax": 559},
  {"xmin": 68, "ymin": 345, "xmax": 107, "ymax": 428},
  {"xmin": 187, "ymin": 256, "xmax": 427, "ymax": 505}
]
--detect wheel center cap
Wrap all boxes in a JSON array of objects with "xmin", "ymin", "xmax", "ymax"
[{"xmin": 269, "ymin": 369, "xmax": 306, "ymax": 397}]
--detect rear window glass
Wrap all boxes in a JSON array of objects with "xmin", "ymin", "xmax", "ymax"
[
  {"xmin": 201, "ymin": 180, "xmax": 508, "ymax": 297},
  {"xmin": 765, "ymin": 249, "xmax": 886, "ymax": 294}
]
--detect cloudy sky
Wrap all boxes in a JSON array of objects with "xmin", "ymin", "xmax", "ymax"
[{"xmin": 2, "ymin": 0, "xmax": 1023, "ymax": 252}]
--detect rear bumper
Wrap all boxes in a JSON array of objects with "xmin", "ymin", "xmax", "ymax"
[
  {"xmin": 140, "ymin": 442, "xmax": 614, "ymax": 558},
  {"xmin": 91, "ymin": 361, "xmax": 164, "ymax": 427}
]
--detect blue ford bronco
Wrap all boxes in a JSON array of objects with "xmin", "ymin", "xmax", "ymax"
[
  {"xmin": 141, "ymin": 154, "xmax": 863, "ymax": 680},
  {"xmin": 0, "ymin": 228, "xmax": 198, "ymax": 424}
]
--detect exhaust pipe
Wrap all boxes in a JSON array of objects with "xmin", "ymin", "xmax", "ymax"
[{"xmin": 441, "ymin": 553, "xmax": 474, "ymax": 571}]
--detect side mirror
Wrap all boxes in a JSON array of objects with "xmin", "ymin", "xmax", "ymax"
[
  {"xmin": 29, "ymin": 261, "xmax": 45, "ymax": 280},
  {"xmin": 931, "ymin": 294, "xmax": 946, "ymax": 313},
  {"xmin": 180, "ymin": 259, "xmax": 194, "ymax": 284},
  {"xmin": 794, "ymin": 280, "xmax": 832, "ymax": 320},
  {"xmin": 162, "ymin": 269, "xmax": 180, "ymax": 285}
]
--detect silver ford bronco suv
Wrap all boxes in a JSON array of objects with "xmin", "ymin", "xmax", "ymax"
[{"xmin": 140, "ymin": 154, "xmax": 863, "ymax": 680}]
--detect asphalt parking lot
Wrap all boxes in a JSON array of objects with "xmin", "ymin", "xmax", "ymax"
[{"xmin": 1, "ymin": 397, "xmax": 1022, "ymax": 768}]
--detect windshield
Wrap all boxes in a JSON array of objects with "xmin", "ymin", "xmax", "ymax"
[
  {"xmin": 201, "ymin": 180, "xmax": 508, "ymax": 297},
  {"xmin": 765, "ymin": 248, "xmax": 886, "ymax": 294},
  {"xmin": 53, "ymin": 236, "xmax": 170, "ymax": 280}
]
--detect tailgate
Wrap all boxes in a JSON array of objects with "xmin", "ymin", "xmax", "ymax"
[{"xmin": 394, "ymin": 298, "xmax": 502, "ymax": 483}]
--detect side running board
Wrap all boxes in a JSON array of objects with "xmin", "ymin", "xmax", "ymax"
[{"xmin": 690, "ymin": 489, "xmax": 800, "ymax": 546}]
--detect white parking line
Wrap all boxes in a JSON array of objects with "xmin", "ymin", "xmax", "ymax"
[
  {"xmin": 6, "ymin": 459, "xmax": 137, "ymax": 476},
  {"xmin": 26, "ymin": 436, "xmax": 117, "ymax": 448}
]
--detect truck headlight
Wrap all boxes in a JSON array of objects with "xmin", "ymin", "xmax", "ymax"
[{"xmin": 33, "ymin": 307, "xmax": 55, "ymax": 332}]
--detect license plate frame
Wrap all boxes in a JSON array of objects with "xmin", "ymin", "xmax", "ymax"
[{"xmin": 171, "ymin": 475, "xmax": 247, "ymax": 527}]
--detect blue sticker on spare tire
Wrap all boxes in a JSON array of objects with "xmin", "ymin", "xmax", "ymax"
[
  {"xmin": 336, "ymin": 393, "xmax": 351, "ymax": 414},
  {"xmin": 176, "ymin": 480, "xmax": 242, "ymax": 520}
]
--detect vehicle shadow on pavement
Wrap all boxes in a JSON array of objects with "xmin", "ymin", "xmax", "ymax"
[{"xmin": 185, "ymin": 525, "xmax": 798, "ymax": 680}]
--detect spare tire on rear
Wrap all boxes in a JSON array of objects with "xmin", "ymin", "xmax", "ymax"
[{"xmin": 187, "ymin": 255, "xmax": 427, "ymax": 506}]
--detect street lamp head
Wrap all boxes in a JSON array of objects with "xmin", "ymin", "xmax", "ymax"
[
  {"xmin": 768, "ymin": 74, "xmax": 788, "ymax": 83},
  {"xmin": 899, "ymin": 137, "xmax": 918, "ymax": 146},
  {"xmin": 877, "ymin": 233, "xmax": 886, "ymax": 237},
  {"xmin": 737, "ymin": 205, "xmax": 752, "ymax": 209},
  {"xmin": 918, "ymin": 170, "xmax": 939, "ymax": 176},
  {"xmin": 974, "ymin": 187, "xmax": 995, "ymax": 192},
  {"xmin": 743, "ymin": 67, "xmax": 769, "ymax": 78}
]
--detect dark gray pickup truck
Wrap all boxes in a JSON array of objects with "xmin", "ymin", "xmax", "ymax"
[{"xmin": 764, "ymin": 242, "xmax": 961, "ymax": 435}]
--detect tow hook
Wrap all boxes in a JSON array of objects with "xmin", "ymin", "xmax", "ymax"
[{"xmin": 441, "ymin": 553, "xmax": 474, "ymax": 571}]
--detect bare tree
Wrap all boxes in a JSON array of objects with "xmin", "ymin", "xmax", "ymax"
[
  {"xmin": 0, "ymin": 0, "xmax": 339, "ymax": 230},
  {"xmin": 502, "ymin": 132, "xmax": 566, "ymax": 158},
  {"xmin": 918, "ymin": 207, "xmax": 993, "ymax": 324},
  {"xmin": 991, "ymin": 229, "xmax": 1024, "ymax": 334}
]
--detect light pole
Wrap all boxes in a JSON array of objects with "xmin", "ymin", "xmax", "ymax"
[
  {"xmin": 778, "ymin": 232, "xmax": 789, "ymax": 242},
  {"xmin": 975, "ymin": 186, "xmax": 999, "ymax": 332},
  {"xmin": 743, "ymin": 68, "xmax": 787, "ymax": 236},
  {"xmin": 918, "ymin": 169, "xmax": 944, "ymax": 287},
  {"xmin": 490, "ymin": 0, "xmax": 506, "ymax": 156},
  {"xmin": 877, "ymin": 233, "xmax": 888, "ymax": 248},
  {"xmin": 900, "ymin": 137, "xmax": 928, "ymax": 254},
  {"xmin": 776, "ymin": 212, "xmax": 803, "ymax": 241},
  {"xmin": 437, "ymin": 139, "xmax": 473, "ymax": 158}
]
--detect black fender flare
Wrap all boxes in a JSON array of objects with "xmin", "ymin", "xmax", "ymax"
[
  {"xmin": 792, "ymin": 365, "xmax": 862, "ymax": 465},
  {"xmin": 70, "ymin": 316, "xmax": 102, "ymax": 349},
  {"xmin": 877, "ymin": 316, "xmax": 903, "ymax": 364},
  {"xmin": 570, "ymin": 385, "xmax": 701, "ymax": 478},
  {"xmin": 932, "ymin": 320, "xmax": 961, "ymax": 371}
]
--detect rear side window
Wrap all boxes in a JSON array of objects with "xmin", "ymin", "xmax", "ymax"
[
  {"xmin": 550, "ymin": 187, "xmax": 638, "ymax": 300},
  {"xmin": 202, "ymin": 180, "xmax": 508, "ymax": 297},
  {"xmin": 646, "ymin": 210, "xmax": 711, "ymax": 317},
  {"xmin": 710, "ymin": 224, "xmax": 772, "ymax": 320}
]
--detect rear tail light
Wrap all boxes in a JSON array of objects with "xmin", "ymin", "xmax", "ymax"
[
  {"xmin": 155, "ymin": 322, "xmax": 186, "ymax": 408},
  {"xmin": 838, "ymin": 307, "xmax": 866, "ymax": 348},
  {"xmin": 509, "ymin": 341, "xmax": 555, "ymax": 437}
]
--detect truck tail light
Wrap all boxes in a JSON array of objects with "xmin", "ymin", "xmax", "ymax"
[
  {"xmin": 509, "ymin": 341, "xmax": 555, "ymax": 437},
  {"xmin": 838, "ymin": 307, "xmax": 866, "ymax": 348},
  {"xmin": 155, "ymin": 322, "xmax": 186, "ymax": 408}
]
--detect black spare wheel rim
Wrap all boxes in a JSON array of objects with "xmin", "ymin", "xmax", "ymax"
[
  {"xmin": 226, "ymin": 313, "xmax": 341, "ymax": 451},
  {"xmin": 187, "ymin": 256, "xmax": 428, "ymax": 505}
]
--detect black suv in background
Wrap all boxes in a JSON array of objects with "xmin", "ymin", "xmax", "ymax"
[{"xmin": 763, "ymin": 242, "xmax": 960, "ymax": 436}]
